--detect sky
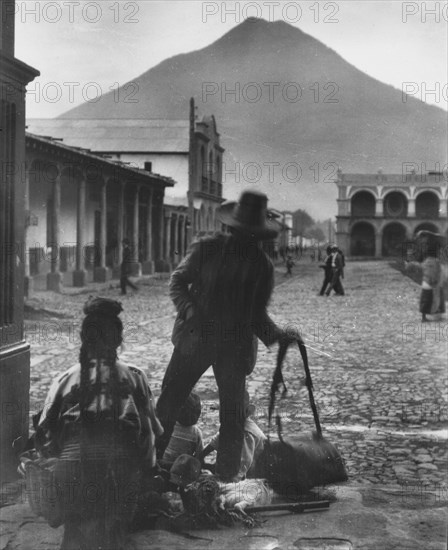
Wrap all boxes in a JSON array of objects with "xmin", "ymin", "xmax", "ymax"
[{"xmin": 15, "ymin": 0, "xmax": 448, "ymax": 118}]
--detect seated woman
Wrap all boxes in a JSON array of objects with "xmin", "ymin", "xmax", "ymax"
[{"xmin": 35, "ymin": 297, "xmax": 163, "ymax": 550}]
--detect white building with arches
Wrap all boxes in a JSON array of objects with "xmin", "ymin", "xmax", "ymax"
[{"xmin": 335, "ymin": 170, "xmax": 448, "ymax": 257}]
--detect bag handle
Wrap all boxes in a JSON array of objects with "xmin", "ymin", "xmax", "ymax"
[{"xmin": 268, "ymin": 340, "xmax": 322, "ymax": 439}]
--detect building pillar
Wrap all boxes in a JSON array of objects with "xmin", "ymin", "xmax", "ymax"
[
  {"xmin": 173, "ymin": 213, "xmax": 180, "ymax": 264},
  {"xmin": 130, "ymin": 186, "xmax": 142, "ymax": 276},
  {"xmin": 142, "ymin": 188, "xmax": 154, "ymax": 274},
  {"xmin": 94, "ymin": 182, "xmax": 112, "ymax": 282},
  {"xmin": 408, "ymin": 198, "xmax": 416, "ymax": 217},
  {"xmin": 375, "ymin": 230, "xmax": 382, "ymax": 258},
  {"xmin": 154, "ymin": 200, "xmax": 165, "ymax": 272},
  {"xmin": 179, "ymin": 215, "xmax": 185, "ymax": 258},
  {"xmin": 47, "ymin": 173, "xmax": 62, "ymax": 291},
  {"xmin": 375, "ymin": 199, "xmax": 383, "ymax": 217},
  {"xmin": 73, "ymin": 179, "xmax": 87, "ymax": 287},
  {"xmin": 24, "ymin": 167, "xmax": 33, "ymax": 296},
  {"xmin": 184, "ymin": 215, "xmax": 190, "ymax": 255},
  {"xmin": 164, "ymin": 211, "xmax": 172, "ymax": 261}
]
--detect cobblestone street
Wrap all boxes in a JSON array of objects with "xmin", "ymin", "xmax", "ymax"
[{"xmin": 24, "ymin": 260, "xmax": 448, "ymax": 495}]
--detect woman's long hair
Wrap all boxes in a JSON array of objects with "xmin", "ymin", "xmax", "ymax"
[
  {"xmin": 78, "ymin": 304, "xmax": 124, "ymax": 522},
  {"xmin": 78, "ymin": 311, "xmax": 123, "ymax": 435}
]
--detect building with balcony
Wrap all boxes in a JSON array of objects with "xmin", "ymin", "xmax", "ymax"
[{"xmin": 335, "ymin": 170, "xmax": 448, "ymax": 257}]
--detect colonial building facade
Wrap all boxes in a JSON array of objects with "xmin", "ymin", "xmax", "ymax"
[
  {"xmin": 26, "ymin": 110, "xmax": 226, "ymax": 256},
  {"xmin": 25, "ymin": 133, "xmax": 175, "ymax": 291},
  {"xmin": 335, "ymin": 170, "xmax": 448, "ymax": 257},
  {"xmin": 1, "ymin": 0, "xmax": 39, "ymax": 481}
]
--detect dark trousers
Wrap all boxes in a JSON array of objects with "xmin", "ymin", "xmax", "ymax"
[
  {"xmin": 319, "ymin": 270, "xmax": 332, "ymax": 295},
  {"xmin": 156, "ymin": 343, "xmax": 247, "ymax": 481},
  {"xmin": 120, "ymin": 274, "xmax": 137, "ymax": 294},
  {"xmin": 326, "ymin": 268, "xmax": 344, "ymax": 296}
]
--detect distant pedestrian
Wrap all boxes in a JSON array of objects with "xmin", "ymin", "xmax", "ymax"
[
  {"xmin": 338, "ymin": 248, "xmax": 346, "ymax": 280},
  {"xmin": 285, "ymin": 255, "xmax": 295, "ymax": 277},
  {"xmin": 415, "ymin": 231, "xmax": 445, "ymax": 322},
  {"xmin": 319, "ymin": 245, "xmax": 333, "ymax": 295},
  {"xmin": 325, "ymin": 245, "xmax": 345, "ymax": 296},
  {"xmin": 120, "ymin": 238, "xmax": 138, "ymax": 295}
]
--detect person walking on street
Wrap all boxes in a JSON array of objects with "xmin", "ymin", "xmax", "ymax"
[
  {"xmin": 319, "ymin": 245, "xmax": 333, "ymax": 295},
  {"xmin": 285, "ymin": 255, "xmax": 295, "ymax": 277},
  {"xmin": 120, "ymin": 238, "xmax": 138, "ymax": 295},
  {"xmin": 155, "ymin": 190, "xmax": 303, "ymax": 482},
  {"xmin": 325, "ymin": 245, "xmax": 345, "ymax": 296},
  {"xmin": 405, "ymin": 230, "xmax": 446, "ymax": 322}
]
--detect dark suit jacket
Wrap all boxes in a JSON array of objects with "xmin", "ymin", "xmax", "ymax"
[{"xmin": 169, "ymin": 234, "xmax": 282, "ymax": 373}]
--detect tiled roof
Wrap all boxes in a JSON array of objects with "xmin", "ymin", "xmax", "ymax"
[
  {"xmin": 26, "ymin": 118, "xmax": 190, "ymax": 153},
  {"xmin": 26, "ymin": 132, "xmax": 175, "ymax": 186}
]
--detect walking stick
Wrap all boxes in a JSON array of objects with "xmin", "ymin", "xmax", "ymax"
[{"xmin": 246, "ymin": 500, "xmax": 330, "ymax": 514}]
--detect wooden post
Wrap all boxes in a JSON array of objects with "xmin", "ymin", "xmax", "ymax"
[
  {"xmin": 187, "ymin": 97, "xmax": 195, "ymax": 246},
  {"xmin": 73, "ymin": 178, "xmax": 87, "ymax": 286},
  {"xmin": 142, "ymin": 188, "xmax": 154, "ymax": 274},
  {"xmin": 46, "ymin": 173, "xmax": 62, "ymax": 292},
  {"xmin": 117, "ymin": 183, "xmax": 124, "ymax": 265}
]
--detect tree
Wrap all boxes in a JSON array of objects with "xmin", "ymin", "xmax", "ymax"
[
  {"xmin": 292, "ymin": 209, "xmax": 315, "ymax": 239},
  {"xmin": 307, "ymin": 226, "xmax": 326, "ymax": 243}
]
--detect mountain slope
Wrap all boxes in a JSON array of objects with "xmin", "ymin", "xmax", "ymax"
[{"xmin": 62, "ymin": 18, "xmax": 447, "ymax": 217}]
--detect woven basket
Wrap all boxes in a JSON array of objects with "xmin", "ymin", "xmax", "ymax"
[{"xmin": 24, "ymin": 457, "xmax": 63, "ymax": 528}]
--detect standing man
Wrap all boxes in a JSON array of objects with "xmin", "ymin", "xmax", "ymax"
[
  {"xmin": 120, "ymin": 238, "xmax": 138, "ymax": 295},
  {"xmin": 319, "ymin": 245, "xmax": 333, "ymax": 295},
  {"xmin": 156, "ymin": 190, "xmax": 302, "ymax": 482},
  {"xmin": 325, "ymin": 245, "xmax": 345, "ymax": 296}
]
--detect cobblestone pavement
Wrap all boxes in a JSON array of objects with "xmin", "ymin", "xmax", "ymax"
[{"xmin": 24, "ymin": 261, "xmax": 447, "ymax": 494}]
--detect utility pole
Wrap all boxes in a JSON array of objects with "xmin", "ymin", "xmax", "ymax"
[
  {"xmin": 187, "ymin": 97, "xmax": 195, "ymax": 246},
  {"xmin": 328, "ymin": 218, "xmax": 332, "ymax": 243}
]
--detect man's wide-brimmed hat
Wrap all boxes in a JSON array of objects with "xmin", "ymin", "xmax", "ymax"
[{"xmin": 216, "ymin": 190, "xmax": 278, "ymax": 240}]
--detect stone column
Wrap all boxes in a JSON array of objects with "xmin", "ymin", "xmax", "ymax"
[
  {"xmin": 375, "ymin": 199, "xmax": 383, "ymax": 217},
  {"xmin": 159, "ymin": 204, "xmax": 165, "ymax": 262},
  {"xmin": 155, "ymin": 199, "xmax": 164, "ymax": 272},
  {"xmin": 24, "ymin": 167, "xmax": 32, "ymax": 296},
  {"xmin": 116, "ymin": 183, "xmax": 125, "ymax": 268},
  {"xmin": 142, "ymin": 188, "xmax": 154, "ymax": 274},
  {"xmin": 73, "ymin": 179, "xmax": 87, "ymax": 287},
  {"xmin": 179, "ymin": 215, "xmax": 185, "ymax": 258},
  {"xmin": 130, "ymin": 186, "xmax": 142, "ymax": 277},
  {"xmin": 173, "ymin": 213, "xmax": 180, "ymax": 265},
  {"xmin": 94, "ymin": 182, "xmax": 111, "ymax": 282},
  {"xmin": 375, "ymin": 230, "xmax": 383, "ymax": 258},
  {"xmin": 47, "ymin": 173, "xmax": 62, "ymax": 291},
  {"xmin": 164, "ymin": 211, "xmax": 172, "ymax": 261},
  {"xmin": 408, "ymin": 198, "xmax": 416, "ymax": 217}
]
